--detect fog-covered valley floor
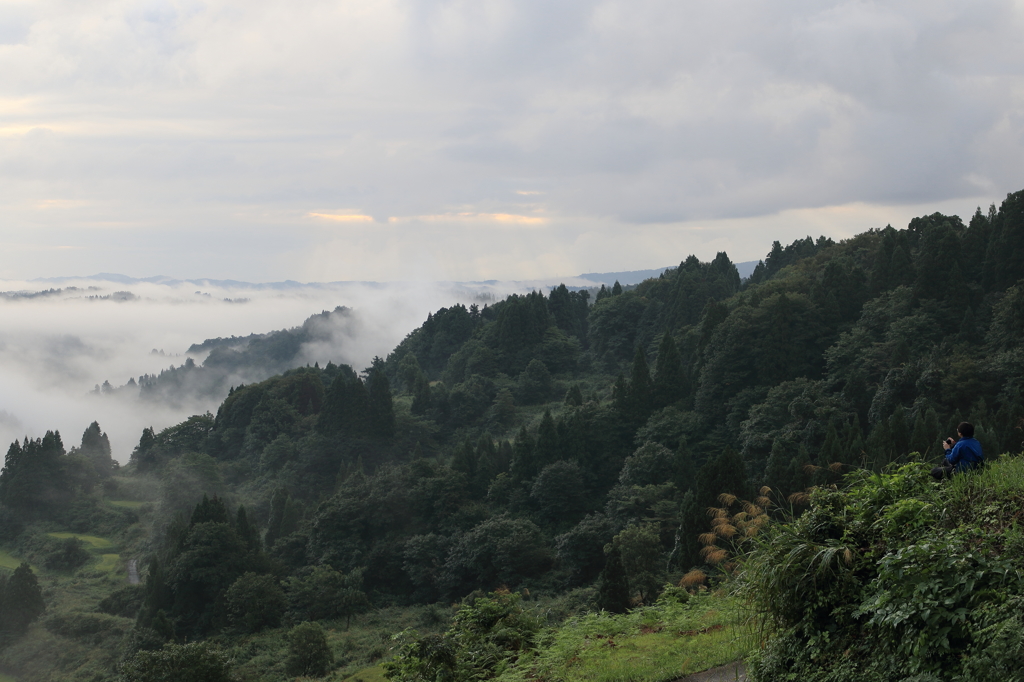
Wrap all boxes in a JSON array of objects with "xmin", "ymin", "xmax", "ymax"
[{"xmin": 0, "ymin": 274, "xmax": 598, "ymax": 462}]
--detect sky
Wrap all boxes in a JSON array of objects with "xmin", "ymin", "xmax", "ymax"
[{"xmin": 2, "ymin": 0, "xmax": 1023, "ymax": 283}]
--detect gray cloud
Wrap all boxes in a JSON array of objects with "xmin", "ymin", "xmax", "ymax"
[{"xmin": 0, "ymin": 0, "xmax": 1021, "ymax": 280}]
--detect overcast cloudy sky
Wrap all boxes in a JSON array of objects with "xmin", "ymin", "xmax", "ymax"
[{"xmin": 1, "ymin": 0, "xmax": 1022, "ymax": 282}]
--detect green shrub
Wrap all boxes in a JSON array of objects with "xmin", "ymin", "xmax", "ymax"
[
  {"xmin": 98, "ymin": 586, "xmax": 145, "ymax": 618},
  {"xmin": 385, "ymin": 589, "xmax": 540, "ymax": 682},
  {"xmin": 118, "ymin": 641, "xmax": 234, "ymax": 682},
  {"xmin": 225, "ymin": 572, "xmax": 285, "ymax": 633},
  {"xmin": 286, "ymin": 621, "xmax": 334, "ymax": 677},
  {"xmin": 44, "ymin": 611, "xmax": 129, "ymax": 640},
  {"xmin": 740, "ymin": 459, "xmax": 1024, "ymax": 681},
  {"xmin": 44, "ymin": 537, "xmax": 91, "ymax": 572}
]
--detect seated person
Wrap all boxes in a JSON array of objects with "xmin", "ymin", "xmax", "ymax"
[{"xmin": 930, "ymin": 421, "xmax": 984, "ymax": 480}]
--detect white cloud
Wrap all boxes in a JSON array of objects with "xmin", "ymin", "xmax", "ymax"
[
  {"xmin": 0, "ymin": 0, "xmax": 1021, "ymax": 280},
  {"xmin": 0, "ymin": 276, "xmax": 530, "ymax": 461}
]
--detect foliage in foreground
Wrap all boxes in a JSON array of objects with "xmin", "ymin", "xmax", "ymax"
[
  {"xmin": 742, "ymin": 455, "xmax": 1024, "ymax": 681},
  {"xmin": 385, "ymin": 588, "xmax": 751, "ymax": 682},
  {"xmin": 497, "ymin": 588, "xmax": 749, "ymax": 682}
]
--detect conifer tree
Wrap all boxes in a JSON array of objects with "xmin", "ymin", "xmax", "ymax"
[
  {"xmin": 888, "ymin": 406, "xmax": 911, "ymax": 463},
  {"xmin": 366, "ymin": 362, "xmax": 395, "ymax": 439},
  {"xmin": 534, "ymin": 411, "xmax": 560, "ymax": 469},
  {"xmin": 628, "ymin": 347, "xmax": 653, "ymax": 423},
  {"xmin": 764, "ymin": 440, "xmax": 792, "ymax": 493},
  {"xmin": 596, "ymin": 546, "xmax": 631, "ymax": 613},
  {"xmin": 676, "ymin": 490, "xmax": 704, "ymax": 570},
  {"xmin": 787, "ymin": 446, "xmax": 813, "ymax": 491},
  {"xmin": 132, "ymin": 427, "xmax": 158, "ymax": 471},
  {"xmin": 317, "ymin": 366, "xmax": 368, "ymax": 436},
  {"xmin": 653, "ymin": 333, "xmax": 686, "ymax": 409},
  {"xmin": 510, "ymin": 428, "xmax": 538, "ymax": 483},
  {"xmin": 695, "ymin": 447, "xmax": 749, "ymax": 509},
  {"xmin": 842, "ymin": 421, "xmax": 866, "ymax": 467},
  {"xmin": 676, "ymin": 440, "xmax": 697, "ymax": 493},
  {"xmin": 452, "ymin": 438, "xmax": 478, "ymax": 480},
  {"xmin": 79, "ymin": 421, "xmax": 114, "ymax": 478},
  {"xmin": 1, "ymin": 562, "xmax": 45, "ymax": 637},
  {"xmin": 235, "ymin": 505, "xmax": 261, "ymax": 553},
  {"xmin": 411, "ymin": 374, "xmax": 432, "ymax": 415}
]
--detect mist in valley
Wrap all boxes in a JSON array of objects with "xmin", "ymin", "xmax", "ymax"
[{"xmin": 0, "ymin": 276, "xmax": 556, "ymax": 463}]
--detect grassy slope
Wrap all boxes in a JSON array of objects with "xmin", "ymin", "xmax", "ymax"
[
  {"xmin": 0, "ymin": 549, "xmax": 22, "ymax": 571},
  {"xmin": 223, "ymin": 604, "xmax": 453, "ymax": 682},
  {"xmin": 497, "ymin": 591, "xmax": 750, "ymax": 682},
  {"xmin": 0, "ymin": 523, "xmax": 138, "ymax": 681}
]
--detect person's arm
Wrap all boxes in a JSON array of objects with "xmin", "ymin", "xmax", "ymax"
[{"xmin": 947, "ymin": 441, "xmax": 964, "ymax": 465}]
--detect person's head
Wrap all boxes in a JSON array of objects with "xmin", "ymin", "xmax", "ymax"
[{"xmin": 958, "ymin": 422, "xmax": 974, "ymax": 439}]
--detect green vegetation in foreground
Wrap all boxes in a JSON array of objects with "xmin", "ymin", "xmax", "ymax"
[
  {"xmin": 386, "ymin": 588, "xmax": 749, "ymax": 682},
  {"xmin": 0, "ymin": 672, "xmax": 17, "ymax": 682},
  {"xmin": 45, "ymin": 533, "xmax": 113, "ymax": 549},
  {"xmin": 0, "ymin": 549, "xmax": 21, "ymax": 570},
  {"xmin": 340, "ymin": 665, "xmax": 387, "ymax": 682},
  {"xmin": 499, "ymin": 590, "xmax": 749, "ymax": 682},
  {"xmin": 742, "ymin": 454, "xmax": 1024, "ymax": 682},
  {"xmin": 106, "ymin": 499, "xmax": 144, "ymax": 509}
]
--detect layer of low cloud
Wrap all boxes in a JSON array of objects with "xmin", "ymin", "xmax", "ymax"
[
  {"xmin": 0, "ymin": 0, "xmax": 1021, "ymax": 281},
  {"xmin": 0, "ymin": 277, "xmax": 538, "ymax": 462}
]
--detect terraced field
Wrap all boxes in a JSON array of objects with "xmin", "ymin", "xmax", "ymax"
[
  {"xmin": 46, "ymin": 532, "xmax": 114, "ymax": 549},
  {"xmin": 95, "ymin": 553, "xmax": 121, "ymax": 574},
  {"xmin": 107, "ymin": 499, "xmax": 144, "ymax": 509},
  {"xmin": 0, "ymin": 548, "xmax": 22, "ymax": 570}
]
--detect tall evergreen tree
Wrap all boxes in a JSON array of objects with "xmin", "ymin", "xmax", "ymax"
[
  {"xmin": 695, "ymin": 447, "xmax": 749, "ymax": 509},
  {"xmin": 411, "ymin": 374, "xmax": 432, "ymax": 415},
  {"xmin": 0, "ymin": 562, "xmax": 45, "ymax": 637},
  {"xmin": 79, "ymin": 421, "xmax": 114, "ymax": 478},
  {"xmin": 510, "ymin": 428, "xmax": 538, "ymax": 483},
  {"xmin": 366, "ymin": 361, "xmax": 395, "ymax": 439},
  {"xmin": 629, "ymin": 347, "xmax": 653, "ymax": 423},
  {"xmin": 653, "ymin": 333, "xmax": 686, "ymax": 409},
  {"xmin": 534, "ymin": 411, "xmax": 560, "ymax": 468},
  {"xmin": 317, "ymin": 366, "xmax": 368, "ymax": 436},
  {"xmin": 596, "ymin": 546, "xmax": 631, "ymax": 613}
]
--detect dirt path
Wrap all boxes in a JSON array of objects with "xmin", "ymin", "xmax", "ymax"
[
  {"xmin": 672, "ymin": 662, "xmax": 746, "ymax": 682},
  {"xmin": 127, "ymin": 558, "xmax": 139, "ymax": 585}
]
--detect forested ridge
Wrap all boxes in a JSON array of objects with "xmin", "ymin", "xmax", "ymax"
[{"xmin": 3, "ymin": 190, "xmax": 1024, "ymax": 681}]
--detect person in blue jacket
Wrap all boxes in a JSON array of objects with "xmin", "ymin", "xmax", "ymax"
[{"xmin": 930, "ymin": 421, "xmax": 984, "ymax": 480}]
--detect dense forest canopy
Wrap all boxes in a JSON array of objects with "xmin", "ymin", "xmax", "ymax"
[{"xmin": 3, "ymin": 189, "xmax": 1024, "ymax": 680}]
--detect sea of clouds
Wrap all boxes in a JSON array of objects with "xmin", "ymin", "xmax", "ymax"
[{"xmin": 0, "ymin": 275, "xmax": 591, "ymax": 462}]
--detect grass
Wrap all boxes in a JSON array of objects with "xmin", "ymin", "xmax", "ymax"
[
  {"xmin": 106, "ymin": 499, "xmax": 145, "ymax": 509},
  {"xmin": 226, "ymin": 603, "xmax": 453, "ymax": 682},
  {"xmin": 0, "ymin": 673, "xmax": 16, "ymax": 682},
  {"xmin": 497, "ymin": 591, "xmax": 752, "ymax": 682},
  {"xmin": 948, "ymin": 452, "xmax": 1024, "ymax": 500},
  {"xmin": 0, "ymin": 549, "xmax": 22, "ymax": 571},
  {"xmin": 336, "ymin": 665, "xmax": 387, "ymax": 682},
  {"xmin": 46, "ymin": 533, "xmax": 114, "ymax": 549},
  {"xmin": 94, "ymin": 554, "xmax": 121, "ymax": 573}
]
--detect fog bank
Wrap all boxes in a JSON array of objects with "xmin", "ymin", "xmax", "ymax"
[{"xmin": 0, "ymin": 276, "xmax": 573, "ymax": 462}]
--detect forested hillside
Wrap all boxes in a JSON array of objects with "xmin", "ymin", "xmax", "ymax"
[{"xmin": 2, "ymin": 189, "xmax": 1024, "ymax": 681}]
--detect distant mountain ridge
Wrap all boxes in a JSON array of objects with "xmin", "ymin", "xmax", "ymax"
[{"xmin": 31, "ymin": 261, "xmax": 762, "ymax": 290}]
